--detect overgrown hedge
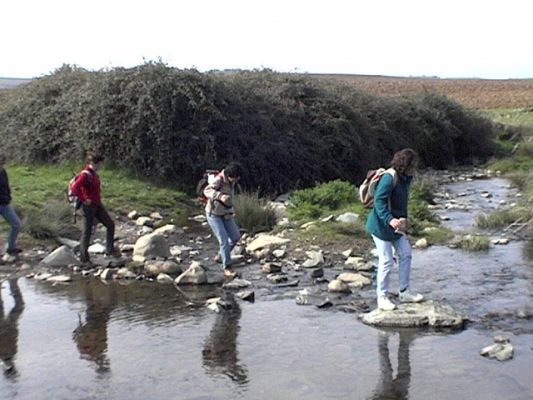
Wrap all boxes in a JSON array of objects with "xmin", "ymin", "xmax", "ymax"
[{"xmin": 0, "ymin": 63, "xmax": 495, "ymax": 195}]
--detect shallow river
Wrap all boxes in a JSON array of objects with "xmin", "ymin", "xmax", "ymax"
[{"xmin": 1, "ymin": 177, "xmax": 532, "ymax": 400}]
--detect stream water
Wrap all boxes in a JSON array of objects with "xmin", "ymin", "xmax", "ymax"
[{"xmin": 0, "ymin": 177, "xmax": 532, "ymax": 400}]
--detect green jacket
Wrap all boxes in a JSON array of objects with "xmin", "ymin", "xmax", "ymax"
[{"xmin": 365, "ymin": 171, "xmax": 412, "ymax": 241}]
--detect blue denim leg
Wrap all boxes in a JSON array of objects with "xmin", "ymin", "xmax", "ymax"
[
  {"xmin": 392, "ymin": 234, "xmax": 412, "ymax": 292},
  {"xmin": 207, "ymin": 215, "xmax": 241, "ymax": 268},
  {"xmin": 0, "ymin": 205, "xmax": 22, "ymax": 253},
  {"xmin": 372, "ymin": 234, "xmax": 395, "ymax": 297}
]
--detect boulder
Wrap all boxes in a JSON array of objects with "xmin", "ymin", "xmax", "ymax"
[
  {"xmin": 246, "ymin": 234, "xmax": 290, "ymax": 252},
  {"xmin": 360, "ymin": 300, "xmax": 465, "ymax": 328},
  {"xmin": 154, "ymin": 224, "xmax": 183, "ymax": 236},
  {"xmin": 335, "ymin": 212, "xmax": 359, "ymax": 223},
  {"xmin": 174, "ymin": 261, "xmax": 207, "ymax": 285},
  {"xmin": 144, "ymin": 260, "xmax": 181, "ymax": 276},
  {"xmin": 328, "ymin": 279, "xmax": 350, "ymax": 293},
  {"xmin": 133, "ymin": 233, "xmax": 170, "ymax": 261},
  {"xmin": 337, "ymin": 272, "xmax": 372, "ymax": 288},
  {"xmin": 40, "ymin": 245, "xmax": 79, "ymax": 267}
]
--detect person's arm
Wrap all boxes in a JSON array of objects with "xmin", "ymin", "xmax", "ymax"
[{"xmin": 203, "ymin": 176, "xmax": 229, "ymax": 204}]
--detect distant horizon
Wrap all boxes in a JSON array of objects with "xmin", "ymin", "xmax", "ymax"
[{"xmin": 1, "ymin": 68, "xmax": 532, "ymax": 82}]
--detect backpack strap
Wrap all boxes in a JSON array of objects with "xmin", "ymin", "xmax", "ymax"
[{"xmin": 384, "ymin": 168, "xmax": 398, "ymax": 188}]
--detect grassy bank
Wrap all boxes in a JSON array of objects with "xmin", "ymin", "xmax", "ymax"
[
  {"xmin": 477, "ymin": 108, "xmax": 533, "ymax": 231},
  {"xmin": 6, "ymin": 163, "xmax": 190, "ymax": 223}
]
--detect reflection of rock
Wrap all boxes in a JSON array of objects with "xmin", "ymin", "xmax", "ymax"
[{"xmin": 360, "ymin": 300, "xmax": 465, "ymax": 328}]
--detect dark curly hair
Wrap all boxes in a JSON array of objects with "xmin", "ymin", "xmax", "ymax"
[
  {"xmin": 224, "ymin": 162, "xmax": 243, "ymax": 179},
  {"xmin": 390, "ymin": 148, "xmax": 418, "ymax": 174},
  {"xmin": 85, "ymin": 150, "xmax": 105, "ymax": 165}
]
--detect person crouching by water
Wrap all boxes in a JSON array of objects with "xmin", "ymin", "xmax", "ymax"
[
  {"xmin": 0, "ymin": 153, "xmax": 22, "ymax": 258},
  {"xmin": 366, "ymin": 148, "xmax": 424, "ymax": 311},
  {"xmin": 71, "ymin": 152, "xmax": 115, "ymax": 266},
  {"xmin": 204, "ymin": 162, "xmax": 242, "ymax": 278}
]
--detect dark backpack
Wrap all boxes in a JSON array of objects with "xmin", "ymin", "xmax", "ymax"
[
  {"xmin": 67, "ymin": 169, "xmax": 93, "ymax": 210},
  {"xmin": 196, "ymin": 169, "xmax": 223, "ymax": 205},
  {"xmin": 358, "ymin": 168, "xmax": 398, "ymax": 208}
]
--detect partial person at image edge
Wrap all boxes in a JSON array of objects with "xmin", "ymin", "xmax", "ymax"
[{"xmin": 0, "ymin": 153, "xmax": 22, "ymax": 257}]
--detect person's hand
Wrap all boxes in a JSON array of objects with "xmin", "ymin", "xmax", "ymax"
[
  {"xmin": 390, "ymin": 218, "xmax": 407, "ymax": 231},
  {"xmin": 83, "ymin": 199, "xmax": 92, "ymax": 206},
  {"xmin": 219, "ymin": 194, "xmax": 230, "ymax": 204}
]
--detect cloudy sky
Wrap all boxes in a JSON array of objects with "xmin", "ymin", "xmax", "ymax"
[{"xmin": 2, "ymin": 0, "xmax": 532, "ymax": 79}]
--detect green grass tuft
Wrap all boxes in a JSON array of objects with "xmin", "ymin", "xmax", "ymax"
[{"xmin": 234, "ymin": 192, "xmax": 277, "ymax": 234}]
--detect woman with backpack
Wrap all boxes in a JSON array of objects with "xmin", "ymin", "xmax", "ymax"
[
  {"xmin": 366, "ymin": 148, "xmax": 424, "ymax": 311},
  {"xmin": 71, "ymin": 152, "xmax": 116, "ymax": 265},
  {"xmin": 203, "ymin": 162, "xmax": 242, "ymax": 278},
  {"xmin": 0, "ymin": 153, "xmax": 22, "ymax": 258}
]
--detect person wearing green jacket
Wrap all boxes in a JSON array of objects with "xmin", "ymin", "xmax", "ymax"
[{"xmin": 366, "ymin": 148, "xmax": 424, "ymax": 311}]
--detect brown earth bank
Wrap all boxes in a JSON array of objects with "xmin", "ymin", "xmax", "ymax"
[{"xmin": 308, "ymin": 74, "xmax": 533, "ymax": 109}]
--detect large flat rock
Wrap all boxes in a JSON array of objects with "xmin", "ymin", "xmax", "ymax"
[{"xmin": 359, "ymin": 300, "xmax": 466, "ymax": 328}]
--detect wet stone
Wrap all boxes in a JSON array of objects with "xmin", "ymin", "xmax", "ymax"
[{"xmin": 360, "ymin": 300, "xmax": 466, "ymax": 328}]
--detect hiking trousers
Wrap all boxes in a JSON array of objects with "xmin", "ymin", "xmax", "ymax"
[
  {"xmin": 0, "ymin": 204, "xmax": 21, "ymax": 254},
  {"xmin": 79, "ymin": 204, "xmax": 115, "ymax": 262},
  {"xmin": 207, "ymin": 214, "xmax": 240, "ymax": 268},
  {"xmin": 372, "ymin": 234, "xmax": 412, "ymax": 297}
]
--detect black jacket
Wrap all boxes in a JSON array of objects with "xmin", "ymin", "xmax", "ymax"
[{"xmin": 0, "ymin": 168, "xmax": 12, "ymax": 205}]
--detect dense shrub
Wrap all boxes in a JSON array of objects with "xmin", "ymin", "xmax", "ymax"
[
  {"xmin": 288, "ymin": 180, "xmax": 356, "ymax": 220},
  {"xmin": 0, "ymin": 63, "xmax": 496, "ymax": 195}
]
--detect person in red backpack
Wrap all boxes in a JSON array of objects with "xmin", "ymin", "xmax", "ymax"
[
  {"xmin": 71, "ymin": 152, "xmax": 115, "ymax": 265},
  {"xmin": 203, "ymin": 162, "xmax": 242, "ymax": 278}
]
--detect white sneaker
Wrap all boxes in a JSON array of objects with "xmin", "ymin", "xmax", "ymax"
[
  {"xmin": 377, "ymin": 295, "xmax": 396, "ymax": 311},
  {"xmin": 399, "ymin": 290, "xmax": 423, "ymax": 303}
]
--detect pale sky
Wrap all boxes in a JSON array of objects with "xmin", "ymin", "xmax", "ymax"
[{"xmin": 2, "ymin": 0, "xmax": 532, "ymax": 79}]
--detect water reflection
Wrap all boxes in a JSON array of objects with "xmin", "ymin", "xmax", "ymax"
[
  {"xmin": 0, "ymin": 279, "xmax": 24, "ymax": 378},
  {"xmin": 72, "ymin": 280, "xmax": 117, "ymax": 373},
  {"xmin": 202, "ymin": 292, "xmax": 248, "ymax": 384},
  {"xmin": 370, "ymin": 329, "xmax": 415, "ymax": 400},
  {"xmin": 523, "ymin": 239, "xmax": 533, "ymax": 263}
]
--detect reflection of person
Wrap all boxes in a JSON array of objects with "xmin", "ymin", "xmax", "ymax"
[
  {"xmin": 0, "ymin": 279, "xmax": 24, "ymax": 377},
  {"xmin": 202, "ymin": 292, "xmax": 248, "ymax": 384},
  {"xmin": 366, "ymin": 148, "xmax": 423, "ymax": 311},
  {"xmin": 73, "ymin": 280, "xmax": 117, "ymax": 373},
  {"xmin": 71, "ymin": 151, "xmax": 116, "ymax": 265},
  {"xmin": 204, "ymin": 162, "xmax": 242, "ymax": 278},
  {"xmin": 370, "ymin": 330, "xmax": 414, "ymax": 400},
  {"xmin": 0, "ymin": 153, "xmax": 22, "ymax": 257}
]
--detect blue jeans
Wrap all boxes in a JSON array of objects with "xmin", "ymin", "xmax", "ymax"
[
  {"xmin": 372, "ymin": 234, "xmax": 412, "ymax": 297},
  {"xmin": 207, "ymin": 214, "xmax": 240, "ymax": 268},
  {"xmin": 0, "ymin": 204, "xmax": 22, "ymax": 253}
]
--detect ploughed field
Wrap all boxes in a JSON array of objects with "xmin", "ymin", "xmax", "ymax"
[{"xmin": 310, "ymin": 74, "xmax": 533, "ymax": 109}]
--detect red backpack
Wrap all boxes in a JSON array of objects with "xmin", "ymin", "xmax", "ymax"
[{"xmin": 67, "ymin": 169, "xmax": 93, "ymax": 210}]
